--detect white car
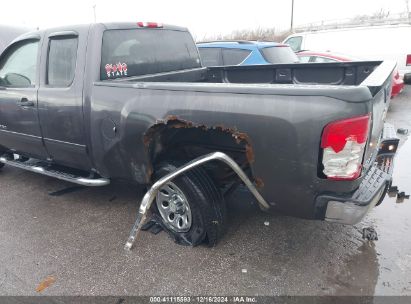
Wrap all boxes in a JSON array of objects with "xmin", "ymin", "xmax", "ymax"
[{"xmin": 283, "ymin": 24, "xmax": 411, "ymax": 82}]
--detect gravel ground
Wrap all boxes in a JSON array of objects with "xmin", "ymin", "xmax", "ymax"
[{"xmin": 0, "ymin": 87, "xmax": 410, "ymax": 297}]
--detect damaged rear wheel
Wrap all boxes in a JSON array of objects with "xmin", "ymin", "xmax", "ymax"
[{"xmin": 154, "ymin": 161, "xmax": 226, "ymax": 247}]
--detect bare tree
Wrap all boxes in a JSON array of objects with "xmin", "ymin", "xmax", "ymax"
[
  {"xmin": 198, "ymin": 27, "xmax": 291, "ymax": 43},
  {"xmin": 351, "ymin": 8, "xmax": 391, "ymax": 23}
]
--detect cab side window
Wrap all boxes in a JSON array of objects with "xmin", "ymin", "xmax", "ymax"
[
  {"xmin": 0, "ymin": 40, "xmax": 39, "ymax": 87},
  {"xmin": 47, "ymin": 37, "xmax": 78, "ymax": 87}
]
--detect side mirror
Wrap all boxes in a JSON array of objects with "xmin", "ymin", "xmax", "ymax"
[{"xmin": 4, "ymin": 73, "xmax": 31, "ymax": 87}]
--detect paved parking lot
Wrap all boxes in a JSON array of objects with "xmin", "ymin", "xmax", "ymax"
[{"xmin": 0, "ymin": 87, "xmax": 410, "ymax": 297}]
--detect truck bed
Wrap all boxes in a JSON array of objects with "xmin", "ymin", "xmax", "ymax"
[
  {"xmin": 107, "ymin": 61, "xmax": 383, "ymax": 87},
  {"xmin": 92, "ymin": 60, "xmax": 395, "ymax": 219}
]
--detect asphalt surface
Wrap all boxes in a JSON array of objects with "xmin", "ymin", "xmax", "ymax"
[{"xmin": 0, "ymin": 87, "xmax": 410, "ymax": 297}]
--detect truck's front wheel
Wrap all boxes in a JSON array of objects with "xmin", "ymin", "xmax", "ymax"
[{"xmin": 154, "ymin": 161, "xmax": 226, "ymax": 246}]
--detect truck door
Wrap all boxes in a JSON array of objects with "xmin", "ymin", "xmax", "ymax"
[
  {"xmin": 37, "ymin": 29, "xmax": 92, "ymax": 170},
  {"xmin": 0, "ymin": 37, "xmax": 48, "ymax": 159}
]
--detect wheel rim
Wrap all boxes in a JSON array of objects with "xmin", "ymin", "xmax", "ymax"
[{"xmin": 156, "ymin": 182, "xmax": 192, "ymax": 232}]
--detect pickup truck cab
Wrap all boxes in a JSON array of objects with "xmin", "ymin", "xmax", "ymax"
[{"xmin": 0, "ymin": 22, "xmax": 399, "ymax": 248}]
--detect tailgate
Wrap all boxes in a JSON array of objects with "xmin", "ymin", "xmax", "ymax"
[{"xmin": 361, "ymin": 61, "xmax": 396, "ymax": 171}]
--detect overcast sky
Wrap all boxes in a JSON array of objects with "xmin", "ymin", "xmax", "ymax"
[{"xmin": 1, "ymin": 0, "xmax": 408, "ymax": 38}]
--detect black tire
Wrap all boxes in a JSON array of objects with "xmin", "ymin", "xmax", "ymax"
[
  {"xmin": 376, "ymin": 180, "xmax": 391, "ymax": 207},
  {"xmin": 0, "ymin": 162, "xmax": 4, "ymax": 169},
  {"xmin": 404, "ymin": 74, "xmax": 411, "ymax": 84},
  {"xmin": 153, "ymin": 161, "xmax": 226, "ymax": 247}
]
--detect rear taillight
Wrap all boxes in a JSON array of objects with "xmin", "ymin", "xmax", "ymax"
[
  {"xmin": 406, "ymin": 54, "xmax": 411, "ymax": 66},
  {"xmin": 137, "ymin": 22, "xmax": 163, "ymax": 28},
  {"xmin": 321, "ymin": 114, "xmax": 370, "ymax": 180}
]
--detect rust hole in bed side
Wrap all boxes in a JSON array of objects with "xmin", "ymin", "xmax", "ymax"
[{"xmin": 142, "ymin": 115, "xmax": 262, "ymax": 187}]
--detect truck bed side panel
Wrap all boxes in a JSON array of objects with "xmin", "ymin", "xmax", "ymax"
[{"xmin": 90, "ymin": 83, "xmax": 371, "ymax": 219}]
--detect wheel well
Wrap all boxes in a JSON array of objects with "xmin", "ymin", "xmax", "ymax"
[{"xmin": 144, "ymin": 117, "xmax": 255, "ymax": 187}]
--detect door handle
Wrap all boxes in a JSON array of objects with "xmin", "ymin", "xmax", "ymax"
[{"xmin": 19, "ymin": 97, "xmax": 34, "ymax": 107}]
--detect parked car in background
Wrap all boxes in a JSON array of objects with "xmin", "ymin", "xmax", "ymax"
[
  {"xmin": 283, "ymin": 24, "xmax": 411, "ymax": 83},
  {"xmin": 297, "ymin": 51, "xmax": 404, "ymax": 98},
  {"xmin": 197, "ymin": 41, "xmax": 298, "ymax": 66},
  {"xmin": 0, "ymin": 25, "xmax": 29, "ymax": 54},
  {"xmin": 297, "ymin": 51, "xmax": 356, "ymax": 63}
]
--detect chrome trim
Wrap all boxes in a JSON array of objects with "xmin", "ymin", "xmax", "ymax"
[
  {"xmin": 156, "ymin": 181, "xmax": 192, "ymax": 232},
  {"xmin": 0, "ymin": 157, "xmax": 110, "ymax": 187},
  {"xmin": 325, "ymin": 186, "xmax": 385, "ymax": 225},
  {"xmin": 48, "ymin": 30, "xmax": 79, "ymax": 38},
  {"xmin": 0, "ymin": 129, "xmax": 42, "ymax": 139},
  {"xmin": 124, "ymin": 151, "xmax": 270, "ymax": 251},
  {"xmin": 44, "ymin": 137, "xmax": 86, "ymax": 148}
]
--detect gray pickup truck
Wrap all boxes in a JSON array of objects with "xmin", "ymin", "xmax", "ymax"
[{"xmin": 0, "ymin": 22, "xmax": 399, "ymax": 250}]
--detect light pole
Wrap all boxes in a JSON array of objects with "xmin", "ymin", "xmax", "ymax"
[
  {"xmin": 93, "ymin": 4, "xmax": 97, "ymax": 23},
  {"xmin": 290, "ymin": 0, "xmax": 295, "ymax": 31}
]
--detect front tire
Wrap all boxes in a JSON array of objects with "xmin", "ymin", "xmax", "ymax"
[{"xmin": 153, "ymin": 161, "xmax": 226, "ymax": 246}]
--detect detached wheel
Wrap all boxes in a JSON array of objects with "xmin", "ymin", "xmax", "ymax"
[{"xmin": 154, "ymin": 161, "xmax": 226, "ymax": 247}]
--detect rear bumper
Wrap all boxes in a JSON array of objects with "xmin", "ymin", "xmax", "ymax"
[
  {"xmin": 318, "ymin": 123, "xmax": 398, "ymax": 225},
  {"xmin": 322, "ymin": 163, "xmax": 391, "ymax": 225}
]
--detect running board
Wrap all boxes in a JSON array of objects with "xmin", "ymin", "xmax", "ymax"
[{"xmin": 0, "ymin": 156, "xmax": 110, "ymax": 187}]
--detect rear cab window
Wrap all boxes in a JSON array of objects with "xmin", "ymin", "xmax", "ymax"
[
  {"xmin": 101, "ymin": 28, "xmax": 201, "ymax": 80},
  {"xmin": 260, "ymin": 46, "xmax": 299, "ymax": 64}
]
